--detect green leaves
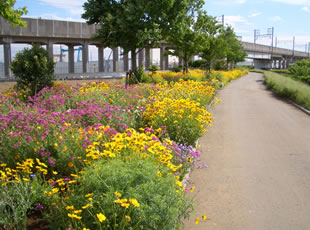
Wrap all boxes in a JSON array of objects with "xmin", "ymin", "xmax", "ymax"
[
  {"xmin": 10, "ymin": 44, "xmax": 55, "ymax": 97},
  {"xmin": 0, "ymin": 0, "xmax": 27, "ymax": 27}
]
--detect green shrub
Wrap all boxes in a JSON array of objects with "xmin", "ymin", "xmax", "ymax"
[
  {"xmin": 169, "ymin": 66, "xmax": 183, "ymax": 73},
  {"xmin": 10, "ymin": 44, "xmax": 55, "ymax": 96},
  {"xmin": 264, "ymin": 71, "xmax": 310, "ymax": 110},
  {"xmin": 148, "ymin": 64, "xmax": 159, "ymax": 74},
  {"xmin": 213, "ymin": 59, "xmax": 227, "ymax": 70},
  {"xmin": 288, "ymin": 59, "xmax": 310, "ymax": 85},
  {"xmin": 47, "ymin": 158, "xmax": 192, "ymax": 230},
  {"xmin": 188, "ymin": 60, "xmax": 207, "ymax": 69}
]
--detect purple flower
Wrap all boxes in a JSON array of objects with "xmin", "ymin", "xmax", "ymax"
[
  {"xmin": 30, "ymin": 174, "xmax": 36, "ymax": 178},
  {"xmin": 34, "ymin": 204, "xmax": 43, "ymax": 211}
]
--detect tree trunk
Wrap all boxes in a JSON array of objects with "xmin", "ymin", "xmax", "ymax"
[
  {"xmin": 131, "ymin": 49, "xmax": 137, "ymax": 72},
  {"xmin": 184, "ymin": 56, "xmax": 189, "ymax": 73}
]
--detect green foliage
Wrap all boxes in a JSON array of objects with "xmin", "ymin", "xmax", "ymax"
[
  {"xmin": 222, "ymin": 27, "xmax": 247, "ymax": 68},
  {"xmin": 0, "ymin": 0, "xmax": 27, "ymax": 27},
  {"xmin": 264, "ymin": 71, "xmax": 310, "ymax": 110},
  {"xmin": 169, "ymin": 66, "xmax": 183, "ymax": 72},
  {"xmin": 189, "ymin": 60, "xmax": 207, "ymax": 69},
  {"xmin": 0, "ymin": 179, "xmax": 46, "ymax": 229},
  {"xmin": 148, "ymin": 64, "xmax": 159, "ymax": 74},
  {"xmin": 47, "ymin": 158, "xmax": 192, "ymax": 230},
  {"xmin": 82, "ymin": 0, "xmax": 197, "ymax": 71},
  {"xmin": 10, "ymin": 44, "xmax": 55, "ymax": 96},
  {"xmin": 213, "ymin": 59, "xmax": 227, "ymax": 70},
  {"xmin": 288, "ymin": 59, "xmax": 310, "ymax": 85},
  {"xmin": 167, "ymin": 9, "xmax": 217, "ymax": 73},
  {"xmin": 130, "ymin": 66, "xmax": 147, "ymax": 84}
]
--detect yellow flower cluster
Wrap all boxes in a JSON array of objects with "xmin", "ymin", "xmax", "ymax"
[
  {"xmin": 150, "ymin": 69, "xmax": 206, "ymax": 81},
  {"xmin": 79, "ymin": 81, "xmax": 110, "ymax": 94},
  {"xmin": 85, "ymin": 127, "xmax": 182, "ymax": 172},
  {"xmin": 213, "ymin": 70, "xmax": 248, "ymax": 85},
  {"xmin": 143, "ymin": 98, "xmax": 212, "ymax": 133},
  {"xmin": 151, "ymin": 79, "xmax": 215, "ymax": 105}
]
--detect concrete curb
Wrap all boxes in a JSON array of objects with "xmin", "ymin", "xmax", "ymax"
[{"xmin": 288, "ymin": 100, "xmax": 310, "ymax": 116}]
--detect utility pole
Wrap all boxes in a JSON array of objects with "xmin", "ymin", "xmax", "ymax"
[
  {"xmin": 222, "ymin": 15, "xmax": 224, "ymax": 26},
  {"xmin": 275, "ymin": 37, "xmax": 277, "ymax": 48},
  {"xmin": 292, "ymin": 36, "xmax": 295, "ymax": 57},
  {"xmin": 308, "ymin": 42, "xmax": 310, "ymax": 58},
  {"xmin": 271, "ymin": 27, "xmax": 274, "ymax": 56}
]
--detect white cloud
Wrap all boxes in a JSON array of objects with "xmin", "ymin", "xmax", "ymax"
[
  {"xmin": 248, "ymin": 12, "xmax": 261, "ymax": 18},
  {"xmin": 271, "ymin": 16, "xmax": 282, "ymax": 21},
  {"xmin": 40, "ymin": 0, "xmax": 85, "ymax": 15},
  {"xmin": 302, "ymin": 6, "xmax": 310, "ymax": 11},
  {"xmin": 224, "ymin": 15, "xmax": 251, "ymax": 33},
  {"xmin": 213, "ymin": 0, "xmax": 247, "ymax": 5},
  {"xmin": 271, "ymin": 0, "xmax": 310, "ymax": 5},
  {"xmin": 39, "ymin": 13, "xmax": 85, "ymax": 22}
]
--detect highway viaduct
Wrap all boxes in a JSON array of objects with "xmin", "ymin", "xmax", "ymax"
[{"xmin": 1, "ymin": 17, "xmax": 309, "ymax": 78}]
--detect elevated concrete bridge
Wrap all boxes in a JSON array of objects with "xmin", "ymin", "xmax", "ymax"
[{"xmin": 0, "ymin": 17, "xmax": 309, "ymax": 78}]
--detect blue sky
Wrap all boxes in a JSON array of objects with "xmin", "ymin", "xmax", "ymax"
[{"xmin": 12, "ymin": 0, "xmax": 310, "ymax": 51}]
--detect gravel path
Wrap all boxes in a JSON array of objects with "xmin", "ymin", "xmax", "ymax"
[{"xmin": 183, "ymin": 72, "xmax": 310, "ymax": 230}]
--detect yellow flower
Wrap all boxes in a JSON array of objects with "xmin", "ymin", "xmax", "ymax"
[
  {"xmin": 54, "ymin": 143, "xmax": 58, "ymax": 148},
  {"xmin": 52, "ymin": 188, "xmax": 59, "ymax": 193},
  {"xmin": 157, "ymin": 171, "xmax": 162, "ymax": 177},
  {"xmin": 83, "ymin": 228, "xmax": 90, "ymax": 230},
  {"xmin": 129, "ymin": 198, "xmax": 140, "ymax": 207},
  {"xmin": 125, "ymin": 215, "xmax": 131, "ymax": 221},
  {"xmin": 74, "ymin": 210, "xmax": 82, "ymax": 214},
  {"xmin": 82, "ymin": 204, "xmax": 90, "ymax": 209},
  {"xmin": 190, "ymin": 186, "xmax": 195, "ymax": 193},
  {"xmin": 114, "ymin": 191, "xmax": 122, "ymax": 197},
  {"xmin": 195, "ymin": 217, "xmax": 200, "ymax": 224},
  {"xmin": 202, "ymin": 214, "xmax": 207, "ymax": 220},
  {"xmin": 65, "ymin": 205, "xmax": 75, "ymax": 210},
  {"xmin": 97, "ymin": 213, "xmax": 106, "ymax": 222},
  {"xmin": 52, "ymin": 171, "xmax": 58, "ymax": 175},
  {"xmin": 88, "ymin": 198, "xmax": 93, "ymax": 202},
  {"xmin": 68, "ymin": 213, "xmax": 82, "ymax": 220},
  {"xmin": 121, "ymin": 203, "xmax": 130, "ymax": 208},
  {"xmin": 85, "ymin": 193, "xmax": 93, "ymax": 198}
]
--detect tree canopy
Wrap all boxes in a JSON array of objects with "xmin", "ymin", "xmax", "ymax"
[
  {"xmin": 0, "ymin": 0, "xmax": 27, "ymax": 27},
  {"xmin": 167, "ymin": 10, "xmax": 218, "ymax": 73},
  {"xmin": 82, "ymin": 0, "xmax": 204, "ymax": 71}
]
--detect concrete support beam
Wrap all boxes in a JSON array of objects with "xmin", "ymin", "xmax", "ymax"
[
  {"xmin": 123, "ymin": 52, "xmax": 129, "ymax": 72},
  {"xmin": 98, "ymin": 46, "xmax": 104, "ymax": 72},
  {"xmin": 68, "ymin": 45, "xmax": 75, "ymax": 73},
  {"xmin": 47, "ymin": 42, "xmax": 53, "ymax": 61},
  {"xmin": 82, "ymin": 43, "xmax": 89, "ymax": 73},
  {"xmin": 113, "ymin": 47, "xmax": 119, "ymax": 72},
  {"xmin": 145, "ymin": 48, "xmax": 151, "ymax": 69},
  {"xmin": 4, "ymin": 43, "xmax": 12, "ymax": 78},
  {"xmin": 138, "ymin": 49, "xmax": 145, "ymax": 68}
]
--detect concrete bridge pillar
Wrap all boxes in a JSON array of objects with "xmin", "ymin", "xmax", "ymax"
[
  {"xmin": 68, "ymin": 44, "xmax": 75, "ymax": 73},
  {"xmin": 4, "ymin": 42, "xmax": 12, "ymax": 78},
  {"xmin": 145, "ymin": 48, "xmax": 151, "ymax": 70},
  {"xmin": 47, "ymin": 42, "xmax": 53, "ymax": 61},
  {"xmin": 160, "ymin": 46, "xmax": 168, "ymax": 70},
  {"xmin": 98, "ymin": 46, "xmax": 104, "ymax": 72},
  {"xmin": 123, "ymin": 52, "xmax": 129, "ymax": 72},
  {"xmin": 113, "ymin": 47, "xmax": 119, "ymax": 72},
  {"xmin": 138, "ymin": 49, "xmax": 145, "ymax": 69},
  {"xmin": 82, "ymin": 43, "xmax": 89, "ymax": 73}
]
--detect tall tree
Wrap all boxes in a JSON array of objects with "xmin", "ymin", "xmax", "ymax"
[
  {"xmin": 82, "ymin": 0, "xmax": 199, "ymax": 72},
  {"xmin": 199, "ymin": 24, "xmax": 225, "ymax": 72},
  {"xmin": 0, "ymin": 0, "xmax": 27, "ymax": 27},
  {"xmin": 222, "ymin": 26, "xmax": 246, "ymax": 69},
  {"xmin": 167, "ymin": 9, "xmax": 217, "ymax": 73}
]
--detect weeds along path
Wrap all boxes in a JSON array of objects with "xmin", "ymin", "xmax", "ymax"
[{"xmin": 183, "ymin": 72, "xmax": 310, "ymax": 230}]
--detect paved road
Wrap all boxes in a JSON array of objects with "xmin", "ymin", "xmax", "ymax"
[{"xmin": 183, "ymin": 72, "xmax": 310, "ymax": 230}]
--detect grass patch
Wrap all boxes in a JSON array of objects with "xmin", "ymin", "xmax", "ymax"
[
  {"xmin": 264, "ymin": 71, "xmax": 310, "ymax": 110},
  {"xmin": 250, "ymin": 69, "xmax": 264, "ymax": 73}
]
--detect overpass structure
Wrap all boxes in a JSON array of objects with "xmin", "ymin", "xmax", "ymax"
[{"xmin": 1, "ymin": 17, "xmax": 309, "ymax": 78}]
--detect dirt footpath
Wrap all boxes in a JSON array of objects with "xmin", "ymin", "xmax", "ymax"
[{"xmin": 183, "ymin": 72, "xmax": 310, "ymax": 230}]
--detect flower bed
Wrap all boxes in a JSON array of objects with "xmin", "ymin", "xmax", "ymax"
[{"xmin": 0, "ymin": 69, "xmax": 247, "ymax": 229}]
